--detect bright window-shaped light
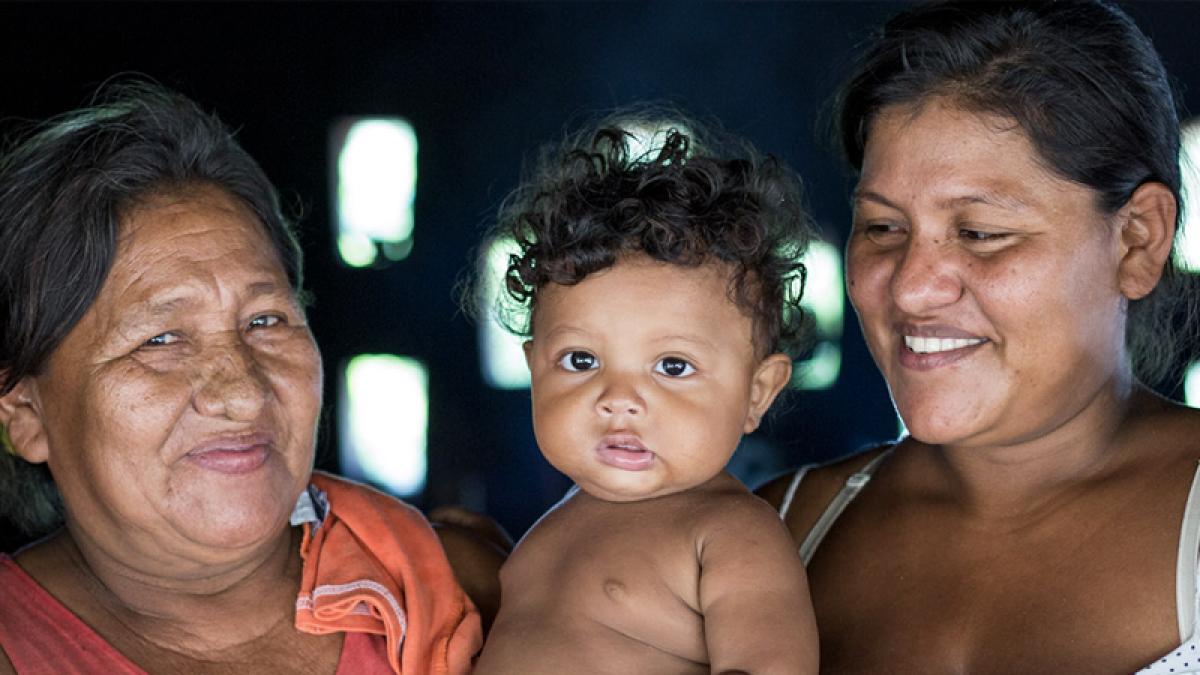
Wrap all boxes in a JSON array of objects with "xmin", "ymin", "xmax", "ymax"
[
  {"xmin": 1186, "ymin": 361, "xmax": 1200, "ymax": 408},
  {"xmin": 792, "ymin": 240, "xmax": 845, "ymax": 390},
  {"xmin": 1178, "ymin": 121, "xmax": 1200, "ymax": 272},
  {"xmin": 339, "ymin": 355, "xmax": 427, "ymax": 496},
  {"xmin": 479, "ymin": 238, "xmax": 530, "ymax": 389},
  {"xmin": 621, "ymin": 121, "xmax": 691, "ymax": 163},
  {"xmin": 334, "ymin": 118, "xmax": 418, "ymax": 267}
]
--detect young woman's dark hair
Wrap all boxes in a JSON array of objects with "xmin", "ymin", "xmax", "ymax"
[
  {"xmin": 478, "ymin": 112, "xmax": 815, "ymax": 360},
  {"xmin": 0, "ymin": 79, "xmax": 304, "ymax": 536},
  {"xmin": 835, "ymin": 0, "xmax": 1198, "ymax": 386}
]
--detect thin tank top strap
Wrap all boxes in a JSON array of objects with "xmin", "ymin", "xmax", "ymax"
[
  {"xmin": 799, "ymin": 446, "xmax": 896, "ymax": 565},
  {"xmin": 777, "ymin": 465, "xmax": 812, "ymax": 521},
  {"xmin": 1175, "ymin": 461, "xmax": 1200, "ymax": 643}
]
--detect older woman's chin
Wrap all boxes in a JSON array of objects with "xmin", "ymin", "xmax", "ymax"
[{"xmin": 166, "ymin": 468, "xmax": 312, "ymax": 551}]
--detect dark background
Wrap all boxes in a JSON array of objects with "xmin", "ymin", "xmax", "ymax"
[{"xmin": 1, "ymin": 1, "xmax": 1197, "ymax": 548}]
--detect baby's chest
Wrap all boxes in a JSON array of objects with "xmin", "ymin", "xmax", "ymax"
[{"xmin": 503, "ymin": 522, "xmax": 708, "ymax": 660}]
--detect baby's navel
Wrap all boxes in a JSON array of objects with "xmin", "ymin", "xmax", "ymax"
[{"xmin": 602, "ymin": 578, "xmax": 627, "ymax": 601}]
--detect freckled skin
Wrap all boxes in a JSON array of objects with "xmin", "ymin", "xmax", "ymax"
[
  {"xmin": 2, "ymin": 185, "xmax": 341, "ymax": 673},
  {"xmin": 847, "ymin": 99, "xmax": 1127, "ymax": 449},
  {"xmin": 475, "ymin": 258, "xmax": 817, "ymax": 675},
  {"xmin": 35, "ymin": 187, "xmax": 322, "ymax": 560},
  {"xmin": 758, "ymin": 98, "xmax": 1200, "ymax": 673}
]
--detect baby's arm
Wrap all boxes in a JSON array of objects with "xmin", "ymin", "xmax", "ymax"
[{"xmin": 698, "ymin": 494, "xmax": 818, "ymax": 675}]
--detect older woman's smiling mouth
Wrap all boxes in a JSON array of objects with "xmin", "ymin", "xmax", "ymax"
[{"xmin": 186, "ymin": 432, "xmax": 274, "ymax": 474}]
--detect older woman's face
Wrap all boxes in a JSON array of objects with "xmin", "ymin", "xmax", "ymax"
[
  {"xmin": 32, "ymin": 185, "xmax": 321, "ymax": 560},
  {"xmin": 846, "ymin": 99, "xmax": 1128, "ymax": 448}
]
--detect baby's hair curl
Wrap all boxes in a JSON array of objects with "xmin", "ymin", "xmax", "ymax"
[{"xmin": 479, "ymin": 112, "xmax": 815, "ymax": 359}]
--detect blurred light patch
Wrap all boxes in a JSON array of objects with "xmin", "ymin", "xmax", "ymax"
[
  {"xmin": 1178, "ymin": 121, "xmax": 1200, "ymax": 272},
  {"xmin": 1186, "ymin": 361, "xmax": 1200, "ymax": 408},
  {"xmin": 792, "ymin": 240, "xmax": 845, "ymax": 389},
  {"xmin": 479, "ymin": 238, "xmax": 530, "ymax": 389},
  {"xmin": 340, "ymin": 355, "xmax": 428, "ymax": 496},
  {"xmin": 621, "ymin": 121, "xmax": 691, "ymax": 163},
  {"xmin": 333, "ymin": 118, "xmax": 418, "ymax": 267}
]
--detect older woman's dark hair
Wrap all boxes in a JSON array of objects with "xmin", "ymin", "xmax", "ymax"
[
  {"xmin": 0, "ymin": 81, "xmax": 304, "ymax": 537},
  {"xmin": 481, "ymin": 114, "xmax": 813, "ymax": 359},
  {"xmin": 836, "ymin": 0, "xmax": 1199, "ymax": 387}
]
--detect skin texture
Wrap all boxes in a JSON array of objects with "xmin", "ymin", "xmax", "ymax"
[
  {"xmin": 476, "ymin": 256, "xmax": 817, "ymax": 675},
  {"xmin": 0, "ymin": 185, "xmax": 342, "ymax": 673},
  {"xmin": 759, "ymin": 98, "xmax": 1200, "ymax": 673}
]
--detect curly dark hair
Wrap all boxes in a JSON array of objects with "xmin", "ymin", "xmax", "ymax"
[{"xmin": 479, "ymin": 115, "xmax": 815, "ymax": 360}]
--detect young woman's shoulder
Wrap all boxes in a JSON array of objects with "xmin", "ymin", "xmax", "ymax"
[{"xmin": 756, "ymin": 442, "xmax": 899, "ymax": 544}]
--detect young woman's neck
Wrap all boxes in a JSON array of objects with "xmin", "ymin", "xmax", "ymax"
[{"xmin": 925, "ymin": 367, "xmax": 1142, "ymax": 519}]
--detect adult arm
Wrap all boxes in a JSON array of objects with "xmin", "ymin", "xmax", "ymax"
[
  {"xmin": 429, "ymin": 506, "xmax": 510, "ymax": 635},
  {"xmin": 698, "ymin": 495, "xmax": 819, "ymax": 675}
]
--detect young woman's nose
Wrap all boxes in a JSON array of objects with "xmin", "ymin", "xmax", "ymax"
[
  {"xmin": 192, "ymin": 341, "xmax": 269, "ymax": 421},
  {"xmin": 890, "ymin": 235, "xmax": 965, "ymax": 315}
]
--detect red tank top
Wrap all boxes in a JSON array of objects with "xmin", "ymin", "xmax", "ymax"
[{"xmin": 0, "ymin": 554, "xmax": 392, "ymax": 674}]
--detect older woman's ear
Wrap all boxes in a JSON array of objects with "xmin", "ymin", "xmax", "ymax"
[
  {"xmin": 1117, "ymin": 181, "xmax": 1177, "ymax": 301},
  {"xmin": 0, "ymin": 379, "xmax": 49, "ymax": 464}
]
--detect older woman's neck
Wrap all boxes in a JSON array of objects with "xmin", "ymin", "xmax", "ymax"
[{"xmin": 50, "ymin": 523, "xmax": 303, "ymax": 655}]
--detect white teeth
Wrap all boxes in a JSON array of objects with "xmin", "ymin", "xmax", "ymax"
[{"xmin": 904, "ymin": 336, "xmax": 986, "ymax": 354}]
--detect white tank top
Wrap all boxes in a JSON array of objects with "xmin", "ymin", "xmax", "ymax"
[{"xmin": 778, "ymin": 453, "xmax": 1200, "ymax": 673}]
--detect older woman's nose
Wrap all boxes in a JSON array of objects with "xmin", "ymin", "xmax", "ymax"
[
  {"xmin": 890, "ymin": 236, "xmax": 965, "ymax": 315},
  {"xmin": 192, "ymin": 342, "xmax": 269, "ymax": 421}
]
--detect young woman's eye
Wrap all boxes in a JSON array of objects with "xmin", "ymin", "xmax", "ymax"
[
  {"xmin": 858, "ymin": 221, "xmax": 906, "ymax": 244},
  {"xmin": 248, "ymin": 314, "xmax": 286, "ymax": 330},
  {"xmin": 143, "ymin": 332, "xmax": 180, "ymax": 347},
  {"xmin": 655, "ymin": 357, "xmax": 695, "ymax": 378},
  {"xmin": 558, "ymin": 351, "xmax": 598, "ymax": 372}
]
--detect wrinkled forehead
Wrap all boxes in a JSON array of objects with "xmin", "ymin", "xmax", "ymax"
[{"xmin": 97, "ymin": 186, "xmax": 292, "ymax": 315}]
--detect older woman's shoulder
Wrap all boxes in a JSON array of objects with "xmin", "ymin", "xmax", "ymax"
[{"xmin": 0, "ymin": 645, "xmax": 12, "ymax": 675}]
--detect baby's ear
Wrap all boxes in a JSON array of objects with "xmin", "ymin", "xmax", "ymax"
[
  {"xmin": 0, "ymin": 377, "xmax": 50, "ymax": 464},
  {"xmin": 745, "ymin": 354, "xmax": 792, "ymax": 433},
  {"xmin": 522, "ymin": 340, "xmax": 534, "ymax": 368},
  {"xmin": 1117, "ymin": 181, "xmax": 1176, "ymax": 300}
]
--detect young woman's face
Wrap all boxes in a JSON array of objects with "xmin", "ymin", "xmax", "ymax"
[
  {"xmin": 29, "ymin": 185, "xmax": 322, "ymax": 565},
  {"xmin": 846, "ymin": 98, "xmax": 1129, "ymax": 449},
  {"xmin": 524, "ymin": 256, "xmax": 788, "ymax": 502}
]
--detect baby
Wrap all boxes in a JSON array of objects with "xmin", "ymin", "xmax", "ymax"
[{"xmin": 474, "ymin": 118, "xmax": 818, "ymax": 674}]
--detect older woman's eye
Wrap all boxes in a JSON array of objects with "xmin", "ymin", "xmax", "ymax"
[
  {"xmin": 558, "ymin": 351, "xmax": 598, "ymax": 372},
  {"xmin": 655, "ymin": 357, "xmax": 695, "ymax": 378},
  {"xmin": 248, "ymin": 314, "xmax": 286, "ymax": 330},
  {"xmin": 143, "ymin": 332, "xmax": 180, "ymax": 347},
  {"xmin": 958, "ymin": 228, "xmax": 1008, "ymax": 243}
]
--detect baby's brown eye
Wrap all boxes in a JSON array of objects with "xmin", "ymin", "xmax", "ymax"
[
  {"xmin": 655, "ymin": 357, "xmax": 695, "ymax": 378},
  {"xmin": 558, "ymin": 351, "xmax": 598, "ymax": 372}
]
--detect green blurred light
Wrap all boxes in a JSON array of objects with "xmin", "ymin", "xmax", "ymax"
[
  {"xmin": 794, "ymin": 342, "xmax": 841, "ymax": 390},
  {"xmin": 1178, "ymin": 122, "xmax": 1200, "ymax": 273},
  {"xmin": 1186, "ymin": 361, "xmax": 1200, "ymax": 408},
  {"xmin": 480, "ymin": 237, "xmax": 530, "ymax": 389},
  {"xmin": 335, "ymin": 118, "xmax": 417, "ymax": 267},
  {"xmin": 337, "ymin": 232, "xmax": 378, "ymax": 268},
  {"xmin": 792, "ymin": 240, "xmax": 845, "ymax": 390},
  {"xmin": 340, "ymin": 354, "xmax": 428, "ymax": 496}
]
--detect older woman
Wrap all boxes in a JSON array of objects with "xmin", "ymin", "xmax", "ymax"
[
  {"xmin": 759, "ymin": 1, "xmax": 1200, "ymax": 672},
  {"xmin": 0, "ymin": 83, "xmax": 480, "ymax": 673}
]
